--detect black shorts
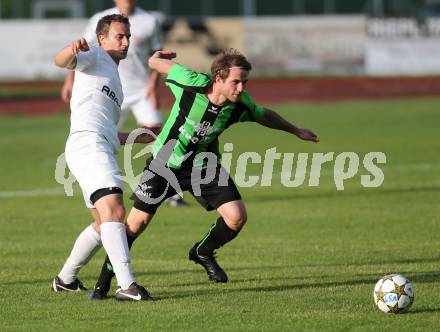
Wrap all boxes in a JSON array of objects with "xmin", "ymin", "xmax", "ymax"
[{"xmin": 131, "ymin": 157, "xmax": 241, "ymax": 214}]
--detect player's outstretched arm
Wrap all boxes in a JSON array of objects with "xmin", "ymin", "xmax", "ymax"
[
  {"xmin": 54, "ymin": 38, "xmax": 89, "ymax": 70},
  {"xmin": 148, "ymin": 50, "xmax": 177, "ymax": 75},
  {"xmin": 257, "ymin": 108, "xmax": 319, "ymax": 143}
]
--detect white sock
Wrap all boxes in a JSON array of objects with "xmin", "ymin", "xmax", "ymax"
[
  {"xmin": 100, "ymin": 222, "xmax": 135, "ymax": 290},
  {"xmin": 58, "ymin": 224, "xmax": 101, "ymax": 284}
]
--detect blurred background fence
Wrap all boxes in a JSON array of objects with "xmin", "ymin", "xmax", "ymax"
[
  {"xmin": 1, "ymin": 0, "xmax": 439, "ymax": 18},
  {"xmin": 2, "ymin": 0, "xmax": 440, "ymax": 116},
  {"xmin": 1, "ymin": 0, "xmax": 440, "ymax": 79}
]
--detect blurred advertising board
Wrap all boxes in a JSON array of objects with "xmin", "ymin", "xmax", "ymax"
[
  {"xmin": 243, "ymin": 16, "xmax": 366, "ymax": 75},
  {"xmin": 3, "ymin": 17, "xmax": 440, "ymax": 80},
  {"xmin": 0, "ymin": 20, "xmax": 86, "ymax": 80},
  {"xmin": 366, "ymin": 18, "xmax": 440, "ymax": 75},
  {"xmin": 0, "ymin": 18, "xmax": 237, "ymax": 80}
]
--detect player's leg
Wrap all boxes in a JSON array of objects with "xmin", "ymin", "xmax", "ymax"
[
  {"xmin": 189, "ymin": 201, "xmax": 246, "ymax": 283},
  {"xmin": 90, "ymin": 158, "xmax": 173, "ymax": 299},
  {"xmin": 52, "ymin": 210, "xmax": 101, "ymax": 292},
  {"xmin": 189, "ymin": 166, "xmax": 244, "ymax": 283},
  {"xmin": 90, "ymin": 208, "xmax": 155, "ymax": 300},
  {"xmin": 52, "ymin": 133, "xmax": 106, "ymax": 292},
  {"xmin": 198, "ymin": 200, "xmax": 247, "ymax": 255},
  {"xmin": 93, "ymin": 192, "xmax": 152, "ymax": 301}
]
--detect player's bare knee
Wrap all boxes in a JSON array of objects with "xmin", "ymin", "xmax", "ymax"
[
  {"xmin": 113, "ymin": 204, "xmax": 126, "ymax": 221},
  {"xmin": 224, "ymin": 210, "xmax": 247, "ymax": 231},
  {"xmin": 98, "ymin": 204, "xmax": 125, "ymax": 222},
  {"xmin": 234, "ymin": 211, "xmax": 248, "ymax": 229},
  {"xmin": 218, "ymin": 200, "xmax": 247, "ymax": 230}
]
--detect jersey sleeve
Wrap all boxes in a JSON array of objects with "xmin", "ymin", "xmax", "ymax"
[
  {"xmin": 75, "ymin": 47, "xmax": 98, "ymax": 72},
  {"xmin": 165, "ymin": 64, "xmax": 211, "ymax": 96},
  {"xmin": 237, "ymin": 91, "xmax": 265, "ymax": 122}
]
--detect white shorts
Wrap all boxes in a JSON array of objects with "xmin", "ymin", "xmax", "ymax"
[
  {"xmin": 118, "ymin": 97, "xmax": 163, "ymax": 129},
  {"xmin": 65, "ymin": 132, "xmax": 123, "ymax": 208}
]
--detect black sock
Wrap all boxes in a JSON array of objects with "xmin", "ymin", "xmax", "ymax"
[
  {"xmin": 95, "ymin": 233, "xmax": 137, "ymax": 291},
  {"xmin": 196, "ymin": 217, "xmax": 240, "ymax": 256}
]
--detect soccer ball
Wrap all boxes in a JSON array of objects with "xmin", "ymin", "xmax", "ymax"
[{"xmin": 373, "ymin": 274, "xmax": 414, "ymax": 313}]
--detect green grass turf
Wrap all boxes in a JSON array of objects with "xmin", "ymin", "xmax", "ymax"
[{"xmin": 1, "ymin": 97, "xmax": 439, "ymax": 331}]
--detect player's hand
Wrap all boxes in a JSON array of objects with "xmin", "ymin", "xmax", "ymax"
[
  {"xmin": 294, "ymin": 127, "xmax": 319, "ymax": 142},
  {"xmin": 148, "ymin": 51, "xmax": 177, "ymax": 74},
  {"xmin": 70, "ymin": 38, "xmax": 89, "ymax": 55},
  {"xmin": 152, "ymin": 50, "xmax": 177, "ymax": 60}
]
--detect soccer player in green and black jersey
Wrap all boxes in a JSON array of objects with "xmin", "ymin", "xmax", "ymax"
[{"xmin": 90, "ymin": 49, "xmax": 319, "ymax": 300}]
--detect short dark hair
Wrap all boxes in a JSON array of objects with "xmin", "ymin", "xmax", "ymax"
[
  {"xmin": 211, "ymin": 48, "xmax": 252, "ymax": 79},
  {"xmin": 95, "ymin": 14, "xmax": 130, "ymax": 41}
]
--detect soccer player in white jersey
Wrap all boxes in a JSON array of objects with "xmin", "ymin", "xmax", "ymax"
[
  {"xmin": 61, "ymin": 0, "xmax": 162, "ymax": 131},
  {"xmin": 52, "ymin": 14, "xmax": 153, "ymax": 301},
  {"xmin": 61, "ymin": 0, "xmax": 186, "ymax": 207}
]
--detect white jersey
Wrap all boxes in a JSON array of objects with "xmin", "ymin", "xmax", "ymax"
[
  {"xmin": 83, "ymin": 7, "xmax": 163, "ymax": 104},
  {"xmin": 70, "ymin": 46, "xmax": 123, "ymax": 152}
]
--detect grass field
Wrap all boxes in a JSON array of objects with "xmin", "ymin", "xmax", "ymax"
[{"xmin": 1, "ymin": 97, "xmax": 439, "ymax": 331}]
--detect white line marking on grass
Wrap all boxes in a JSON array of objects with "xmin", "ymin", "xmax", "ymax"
[{"xmin": 0, "ymin": 188, "xmax": 66, "ymax": 198}]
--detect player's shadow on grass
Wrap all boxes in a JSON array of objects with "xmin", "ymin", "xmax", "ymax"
[
  {"xmin": 407, "ymin": 307, "xmax": 440, "ymax": 314},
  {"xmin": 405, "ymin": 271, "xmax": 440, "ymax": 283},
  {"xmin": 292, "ymin": 255, "xmax": 440, "ymax": 268},
  {"xmin": 157, "ymin": 270, "xmax": 440, "ymax": 300},
  {"xmin": 167, "ymin": 274, "xmax": 315, "ymax": 287},
  {"xmin": 115, "ymin": 260, "xmax": 440, "ymax": 287},
  {"xmin": 135, "ymin": 268, "xmax": 196, "ymax": 277},
  {"xmin": 155, "ymin": 277, "xmax": 377, "ymax": 300}
]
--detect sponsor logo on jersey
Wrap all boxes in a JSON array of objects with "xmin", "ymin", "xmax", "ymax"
[
  {"xmin": 178, "ymin": 119, "xmax": 223, "ymax": 144},
  {"xmin": 101, "ymin": 85, "xmax": 121, "ymax": 108},
  {"xmin": 207, "ymin": 105, "xmax": 219, "ymax": 114}
]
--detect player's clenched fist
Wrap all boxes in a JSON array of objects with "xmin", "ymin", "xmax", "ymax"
[
  {"xmin": 71, "ymin": 38, "xmax": 89, "ymax": 55},
  {"xmin": 54, "ymin": 37, "xmax": 89, "ymax": 69},
  {"xmin": 148, "ymin": 50, "xmax": 177, "ymax": 75}
]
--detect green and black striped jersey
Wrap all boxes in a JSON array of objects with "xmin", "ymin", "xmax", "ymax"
[{"xmin": 152, "ymin": 64, "xmax": 265, "ymax": 169}]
